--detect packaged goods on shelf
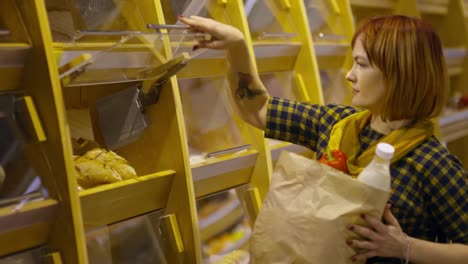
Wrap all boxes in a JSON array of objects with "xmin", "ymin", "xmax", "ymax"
[
  {"xmin": 203, "ymin": 217, "xmax": 251, "ymax": 256},
  {"xmin": 73, "ymin": 148, "xmax": 137, "ymax": 189}
]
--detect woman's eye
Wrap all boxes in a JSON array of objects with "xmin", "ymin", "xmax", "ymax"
[{"xmin": 356, "ymin": 62, "xmax": 367, "ymax": 67}]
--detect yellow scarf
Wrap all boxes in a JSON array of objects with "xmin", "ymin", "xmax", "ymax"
[{"xmin": 328, "ymin": 110, "xmax": 433, "ymax": 176}]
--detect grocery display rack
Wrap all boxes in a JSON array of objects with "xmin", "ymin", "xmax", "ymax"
[{"xmin": 0, "ymin": 0, "xmax": 466, "ymax": 263}]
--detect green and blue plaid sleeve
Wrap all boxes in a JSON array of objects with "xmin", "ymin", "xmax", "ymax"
[{"xmin": 265, "ymin": 97, "xmax": 356, "ymax": 152}]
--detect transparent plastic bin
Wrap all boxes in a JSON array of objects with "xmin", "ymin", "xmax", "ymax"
[
  {"xmin": 417, "ymin": 0, "xmax": 449, "ymax": 15},
  {"xmin": 0, "ymin": 247, "xmax": 49, "ymax": 263},
  {"xmin": 244, "ymin": 0, "xmax": 297, "ymax": 42},
  {"xmin": 162, "ymin": 0, "xmax": 229, "ymax": 24},
  {"xmin": 260, "ymin": 71, "xmax": 300, "ymax": 101},
  {"xmin": 86, "ymin": 209, "xmax": 177, "ymax": 264},
  {"xmin": 57, "ymin": 32, "xmax": 181, "ymax": 86},
  {"xmin": 0, "ymin": 93, "xmax": 49, "ymax": 210},
  {"xmin": 47, "ymin": 0, "xmax": 210, "ymax": 86},
  {"xmin": 244, "ymin": 0, "xmax": 302, "ymax": 72},
  {"xmin": 304, "ymin": 0, "xmax": 347, "ymax": 43},
  {"xmin": 46, "ymin": 0, "xmax": 157, "ymax": 43},
  {"xmin": 178, "ymin": 77, "xmax": 256, "ymax": 166},
  {"xmin": 320, "ymin": 68, "xmax": 348, "ymax": 104},
  {"xmin": 197, "ymin": 189, "xmax": 252, "ymax": 263},
  {"xmin": 0, "ymin": 0, "xmax": 32, "ymax": 90},
  {"xmin": 160, "ymin": 0, "xmax": 231, "ymax": 61},
  {"xmin": 0, "ymin": 0, "xmax": 29, "ymax": 44},
  {"xmin": 349, "ymin": 0, "xmax": 394, "ymax": 25}
]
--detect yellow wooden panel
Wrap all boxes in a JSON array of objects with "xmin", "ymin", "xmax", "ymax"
[
  {"xmin": 54, "ymin": 43, "xmax": 148, "ymax": 51},
  {"xmin": 16, "ymin": 96, "xmax": 47, "ymax": 142},
  {"xmin": 0, "ymin": 222, "xmax": 51, "ymax": 256},
  {"xmin": 0, "ymin": 199, "xmax": 58, "ymax": 256},
  {"xmin": 80, "ymin": 170, "xmax": 175, "ymax": 229},
  {"xmin": 289, "ymin": 0, "xmax": 324, "ymax": 105},
  {"xmin": 316, "ymin": 55, "xmax": 347, "ymax": 69},
  {"xmin": 395, "ymin": 0, "xmax": 419, "ymax": 15},
  {"xmin": 178, "ymin": 58, "xmax": 228, "ymax": 78},
  {"xmin": 418, "ymin": 3, "xmax": 448, "ymax": 15},
  {"xmin": 447, "ymin": 135, "xmax": 468, "ymax": 169},
  {"xmin": 244, "ymin": 187, "xmax": 262, "ymax": 226},
  {"xmin": 18, "ymin": 0, "xmax": 89, "ymax": 262},
  {"xmin": 0, "ymin": 43, "xmax": 30, "ymax": 91},
  {"xmin": 257, "ymin": 56, "xmax": 297, "ymax": 73},
  {"xmin": 350, "ymin": 0, "xmax": 395, "ymax": 9},
  {"xmin": 160, "ymin": 214, "xmax": 185, "ymax": 254},
  {"xmin": 45, "ymin": 252, "xmax": 63, "ymax": 264},
  {"xmin": 0, "ymin": 0, "xmax": 30, "ymax": 43},
  {"xmin": 105, "ymin": 2, "xmax": 203, "ymax": 262},
  {"xmin": 0, "ymin": 67, "xmax": 24, "ymax": 91},
  {"xmin": 194, "ymin": 167, "xmax": 252, "ymax": 198},
  {"xmin": 419, "ymin": 0, "xmax": 466, "ymax": 46},
  {"xmin": 294, "ymin": 73, "xmax": 310, "ymax": 102},
  {"xmin": 227, "ymin": 0, "xmax": 273, "ymax": 213}
]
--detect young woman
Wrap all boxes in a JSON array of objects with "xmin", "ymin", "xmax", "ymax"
[{"xmin": 179, "ymin": 15, "xmax": 467, "ymax": 263}]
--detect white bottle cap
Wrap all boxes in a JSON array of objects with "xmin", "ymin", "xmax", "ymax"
[{"xmin": 376, "ymin": 143, "xmax": 395, "ymax": 160}]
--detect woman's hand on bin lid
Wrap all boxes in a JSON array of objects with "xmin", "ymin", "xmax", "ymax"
[{"xmin": 178, "ymin": 15, "xmax": 245, "ymax": 50}]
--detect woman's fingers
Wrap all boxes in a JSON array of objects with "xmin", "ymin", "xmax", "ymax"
[
  {"xmin": 179, "ymin": 16, "xmax": 244, "ymax": 45},
  {"xmin": 179, "ymin": 16, "xmax": 218, "ymax": 35},
  {"xmin": 362, "ymin": 214, "xmax": 388, "ymax": 234},
  {"xmin": 348, "ymin": 239, "xmax": 379, "ymax": 262},
  {"xmin": 348, "ymin": 239, "xmax": 378, "ymax": 251},
  {"xmin": 348, "ymin": 208, "xmax": 406, "ymax": 260},
  {"xmin": 349, "ymin": 224, "xmax": 381, "ymax": 241},
  {"xmin": 383, "ymin": 204, "xmax": 402, "ymax": 229}
]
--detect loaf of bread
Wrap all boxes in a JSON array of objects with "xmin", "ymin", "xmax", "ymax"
[{"xmin": 74, "ymin": 148, "xmax": 137, "ymax": 189}]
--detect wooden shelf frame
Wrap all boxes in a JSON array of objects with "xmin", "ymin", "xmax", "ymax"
[
  {"xmin": 2, "ymin": 0, "xmax": 467, "ymax": 263},
  {"xmin": 79, "ymin": 170, "xmax": 175, "ymax": 229},
  {"xmin": 0, "ymin": 199, "xmax": 58, "ymax": 256}
]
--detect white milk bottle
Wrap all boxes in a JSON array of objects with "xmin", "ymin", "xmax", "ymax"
[{"xmin": 357, "ymin": 143, "xmax": 394, "ymax": 192}]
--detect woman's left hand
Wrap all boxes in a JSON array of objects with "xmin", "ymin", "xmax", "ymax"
[{"xmin": 347, "ymin": 204, "xmax": 408, "ymax": 261}]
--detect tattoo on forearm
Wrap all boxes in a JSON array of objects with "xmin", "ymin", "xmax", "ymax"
[{"xmin": 236, "ymin": 72, "xmax": 266, "ymax": 100}]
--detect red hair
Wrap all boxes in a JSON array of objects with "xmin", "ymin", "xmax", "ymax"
[{"xmin": 352, "ymin": 15, "xmax": 448, "ymax": 121}]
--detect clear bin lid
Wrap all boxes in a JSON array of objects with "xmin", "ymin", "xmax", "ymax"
[
  {"xmin": 178, "ymin": 77, "xmax": 254, "ymax": 165},
  {"xmin": 304, "ymin": 0, "xmax": 347, "ymax": 43},
  {"xmin": 48, "ymin": 0, "xmax": 209, "ymax": 86},
  {"xmin": 46, "ymin": 0, "xmax": 157, "ymax": 42},
  {"xmin": 86, "ymin": 209, "xmax": 173, "ymax": 263},
  {"xmin": 57, "ymin": 30, "xmax": 208, "ymax": 87},
  {"xmin": 0, "ymin": 246, "xmax": 49, "ymax": 263},
  {"xmin": 161, "ymin": 0, "xmax": 232, "ymax": 59},
  {"xmin": 244, "ymin": 0, "xmax": 298, "ymax": 41},
  {"xmin": 0, "ymin": 93, "xmax": 48, "ymax": 209},
  {"xmin": 260, "ymin": 72, "xmax": 299, "ymax": 101}
]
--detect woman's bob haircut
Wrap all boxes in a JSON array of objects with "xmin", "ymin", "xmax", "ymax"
[{"xmin": 352, "ymin": 15, "xmax": 448, "ymax": 121}]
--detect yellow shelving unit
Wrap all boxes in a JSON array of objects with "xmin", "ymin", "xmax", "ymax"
[
  {"xmin": 155, "ymin": 1, "xmax": 271, "ymax": 221},
  {"xmin": 49, "ymin": 0, "xmax": 201, "ymax": 262},
  {"xmin": 242, "ymin": 0, "xmax": 323, "ymax": 163},
  {"xmin": 0, "ymin": 0, "xmax": 86, "ymax": 263},
  {"xmin": 1, "ymin": 0, "xmax": 466, "ymax": 263},
  {"xmin": 304, "ymin": 0, "xmax": 355, "ymax": 105},
  {"xmin": 415, "ymin": 0, "xmax": 468, "ymax": 167},
  {"xmin": 0, "ymin": 0, "xmax": 31, "ymax": 91}
]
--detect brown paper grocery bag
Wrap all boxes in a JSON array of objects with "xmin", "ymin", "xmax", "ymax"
[{"xmin": 250, "ymin": 151, "xmax": 390, "ymax": 264}]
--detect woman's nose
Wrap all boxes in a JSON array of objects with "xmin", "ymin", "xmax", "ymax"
[{"xmin": 345, "ymin": 68, "xmax": 355, "ymax": 83}]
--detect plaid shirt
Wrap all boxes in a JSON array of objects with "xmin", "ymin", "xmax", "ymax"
[{"xmin": 266, "ymin": 97, "xmax": 467, "ymax": 263}]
